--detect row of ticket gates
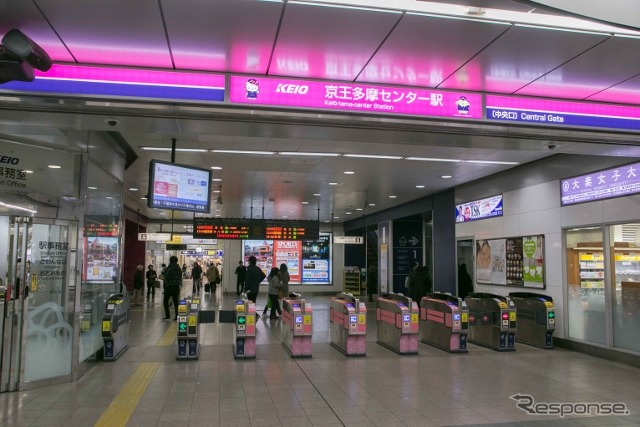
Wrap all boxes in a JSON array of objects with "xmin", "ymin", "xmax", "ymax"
[{"xmin": 99, "ymin": 290, "xmax": 556, "ymax": 361}]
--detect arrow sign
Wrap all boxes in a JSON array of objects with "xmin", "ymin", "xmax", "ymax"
[
  {"xmin": 409, "ymin": 236, "xmax": 419, "ymax": 246},
  {"xmin": 179, "ymin": 323, "xmax": 187, "ymax": 331},
  {"xmin": 237, "ymin": 316, "xmax": 246, "ymax": 325}
]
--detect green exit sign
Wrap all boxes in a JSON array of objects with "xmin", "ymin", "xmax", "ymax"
[
  {"xmin": 548, "ymin": 311, "xmax": 555, "ymax": 319},
  {"xmin": 237, "ymin": 316, "xmax": 246, "ymax": 325},
  {"xmin": 179, "ymin": 322, "xmax": 187, "ymax": 331}
]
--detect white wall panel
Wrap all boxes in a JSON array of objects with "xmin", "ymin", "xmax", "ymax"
[
  {"xmin": 602, "ymin": 196, "xmax": 640, "ymax": 224},
  {"xmin": 519, "ymin": 208, "xmax": 561, "ymax": 235},
  {"xmin": 561, "ymin": 202, "xmax": 604, "ymax": 228},
  {"xmin": 518, "ymin": 181, "xmax": 560, "ymax": 212}
]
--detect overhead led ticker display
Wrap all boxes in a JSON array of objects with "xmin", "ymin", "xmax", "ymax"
[
  {"xmin": 193, "ymin": 218, "xmax": 319, "ymax": 240},
  {"xmin": 264, "ymin": 219, "xmax": 319, "ymax": 240}
]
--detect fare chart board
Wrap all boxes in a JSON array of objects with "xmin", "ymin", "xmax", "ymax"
[{"xmin": 193, "ymin": 218, "xmax": 319, "ymax": 240}]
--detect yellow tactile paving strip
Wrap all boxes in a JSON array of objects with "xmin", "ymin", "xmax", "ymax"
[
  {"xmin": 94, "ymin": 362, "xmax": 159, "ymax": 427},
  {"xmin": 156, "ymin": 322, "xmax": 177, "ymax": 346}
]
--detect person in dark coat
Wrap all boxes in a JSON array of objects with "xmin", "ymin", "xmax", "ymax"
[
  {"xmin": 244, "ymin": 256, "xmax": 266, "ymax": 319},
  {"xmin": 458, "ymin": 263, "xmax": 473, "ymax": 300},
  {"xmin": 191, "ymin": 262, "xmax": 203, "ymax": 294},
  {"xmin": 146, "ymin": 265, "xmax": 157, "ymax": 299},
  {"xmin": 133, "ymin": 265, "xmax": 144, "ymax": 306},
  {"xmin": 163, "ymin": 256, "xmax": 182, "ymax": 320},
  {"xmin": 235, "ymin": 261, "xmax": 246, "ymax": 296}
]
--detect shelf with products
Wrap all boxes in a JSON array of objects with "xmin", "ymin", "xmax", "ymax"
[
  {"xmin": 343, "ymin": 266, "xmax": 362, "ymax": 296},
  {"xmin": 578, "ymin": 251, "xmax": 604, "ymax": 289}
]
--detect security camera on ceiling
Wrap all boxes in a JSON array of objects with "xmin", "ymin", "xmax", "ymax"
[{"xmin": 0, "ymin": 29, "xmax": 52, "ymax": 84}]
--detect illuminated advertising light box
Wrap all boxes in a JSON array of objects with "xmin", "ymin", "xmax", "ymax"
[
  {"xmin": 561, "ymin": 161, "xmax": 640, "ymax": 206},
  {"xmin": 230, "ymin": 76, "xmax": 482, "ymax": 120},
  {"xmin": 476, "ymin": 235, "xmax": 545, "ymax": 289},
  {"xmin": 83, "ymin": 236, "xmax": 119, "ymax": 284},
  {"xmin": 486, "ymin": 95, "xmax": 640, "ymax": 132},
  {"xmin": 242, "ymin": 233, "xmax": 332, "ymax": 285},
  {"xmin": 148, "ymin": 160, "xmax": 212, "ymax": 213},
  {"xmin": 0, "ymin": 64, "xmax": 225, "ymax": 103},
  {"xmin": 455, "ymin": 194, "xmax": 503, "ymax": 223}
]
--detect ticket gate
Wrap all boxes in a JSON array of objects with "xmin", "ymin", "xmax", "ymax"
[
  {"xmin": 464, "ymin": 292, "xmax": 517, "ymax": 351},
  {"xmin": 420, "ymin": 293, "xmax": 469, "ymax": 353},
  {"xmin": 509, "ymin": 292, "xmax": 555, "ymax": 348},
  {"xmin": 101, "ymin": 293, "xmax": 130, "ymax": 361},
  {"xmin": 177, "ymin": 297, "xmax": 201, "ymax": 360},
  {"xmin": 282, "ymin": 293, "xmax": 312, "ymax": 357},
  {"xmin": 329, "ymin": 293, "xmax": 367, "ymax": 356},
  {"xmin": 233, "ymin": 297, "xmax": 257, "ymax": 359},
  {"xmin": 376, "ymin": 293, "xmax": 419, "ymax": 354}
]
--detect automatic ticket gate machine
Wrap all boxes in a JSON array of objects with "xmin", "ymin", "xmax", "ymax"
[
  {"xmin": 101, "ymin": 293, "xmax": 130, "ymax": 361},
  {"xmin": 233, "ymin": 297, "xmax": 257, "ymax": 359},
  {"xmin": 420, "ymin": 293, "xmax": 469, "ymax": 353},
  {"xmin": 464, "ymin": 292, "xmax": 517, "ymax": 351},
  {"xmin": 509, "ymin": 292, "xmax": 555, "ymax": 348},
  {"xmin": 329, "ymin": 293, "xmax": 367, "ymax": 356},
  {"xmin": 376, "ymin": 293, "xmax": 419, "ymax": 354},
  {"xmin": 282, "ymin": 293, "xmax": 313, "ymax": 357},
  {"xmin": 177, "ymin": 297, "xmax": 201, "ymax": 360}
]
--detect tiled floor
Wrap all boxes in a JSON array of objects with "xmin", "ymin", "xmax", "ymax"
[{"xmin": 1, "ymin": 288, "xmax": 640, "ymax": 426}]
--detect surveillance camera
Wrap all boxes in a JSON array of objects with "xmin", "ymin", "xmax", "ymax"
[
  {"xmin": 105, "ymin": 119, "xmax": 119, "ymax": 127},
  {"xmin": 216, "ymin": 196, "xmax": 223, "ymax": 205},
  {"xmin": 547, "ymin": 143, "xmax": 557, "ymax": 150}
]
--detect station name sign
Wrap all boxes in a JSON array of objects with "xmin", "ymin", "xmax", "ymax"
[
  {"xmin": 561, "ymin": 161, "xmax": 640, "ymax": 206},
  {"xmin": 486, "ymin": 95, "xmax": 640, "ymax": 132},
  {"xmin": 193, "ymin": 218, "xmax": 319, "ymax": 240},
  {"xmin": 229, "ymin": 75, "xmax": 482, "ymax": 120},
  {"xmin": 333, "ymin": 236, "xmax": 364, "ymax": 244}
]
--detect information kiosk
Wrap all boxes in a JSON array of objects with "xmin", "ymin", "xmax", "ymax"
[
  {"xmin": 233, "ymin": 297, "xmax": 257, "ymax": 359},
  {"xmin": 420, "ymin": 293, "xmax": 469, "ymax": 353},
  {"xmin": 464, "ymin": 292, "xmax": 517, "ymax": 351},
  {"xmin": 101, "ymin": 293, "xmax": 130, "ymax": 361},
  {"xmin": 509, "ymin": 292, "xmax": 555, "ymax": 348},
  {"xmin": 177, "ymin": 297, "xmax": 201, "ymax": 360},
  {"xmin": 329, "ymin": 293, "xmax": 367, "ymax": 356},
  {"xmin": 282, "ymin": 293, "xmax": 312, "ymax": 357},
  {"xmin": 376, "ymin": 293, "xmax": 419, "ymax": 354}
]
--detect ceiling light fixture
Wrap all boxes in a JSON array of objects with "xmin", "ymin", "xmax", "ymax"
[
  {"xmin": 0, "ymin": 202, "xmax": 36, "ymax": 214},
  {"xmin": 301, "ymin": 201, "xmax": 309, "ymax": 204},
  {"xmin": 416, "ymin": 185, "xmax": 425, "ymax": 188},
  {"xmin": 313, "ymin": 193, "xmax": 321, "ymax": 196},
  {"xmin": 211, "ymin": 166, "xmax": 222, "ymax": 170},
  {"xmin": 368, "ymin": 203, "xmax": 376, "ymax": 206},
  {"xmin": 129, "ymin": 188, "xmax": 138, "ymax": 191},
  {"xmin": 356, "ymin": 208, "xmax": 363, "ymax": 211},
  {"xmin": 329, "ymin": 182, "xmax": 338, "ymax": 185},
  {"xmin": 388, "ymin": 195, "xmax": 397, "ymax": 199},
  {"xmin": 405, "ymin": 157, "xmax": 461, "ymax": 162},
  {"xmin": 441, "ymin": 175, "xmax": 452, "ymax": 179},
  {"xmin": 212, "ymin": 149, "xmax": 275, "ymax": 155},
  {"xmin": 88, "ymin": 186, "xmax": 97, "ymax": 190},
  {"xmin": 212, "ymin": 178, "xmax": 222, "ymax": 181},
  {"xmin": 344, "ymin": 171, "xmax": 355, "ymax": 175},
  {"xmin": 140, "ymin": 196, "xmax": 147, "ymax": 200},
  {"xmin": 279, "ymin": 151, "xmax": 341, "ymax": 157},
  {"xmin": 48, "ymin": 165, "xmax": 61, "ymax": 169},
  {"xmin": 24, "ymin": 170, "xmax": 33, "ymax": 174},
  {"xmin": 344, "ymin": 154, "xmax": 403, "ymax": 159},
  {"xmin": 464, "ymin": 160, "xmax": 519, "ymax": 165}
]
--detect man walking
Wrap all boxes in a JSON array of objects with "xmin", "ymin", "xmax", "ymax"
[
  {"xmin": 163, "ymin": 256, "xmax": 182, "ymax": 320},
  {"xmin": 191, "ymin": 261, "xmax": 203, "ymax": 294},
  {"xmin": 235, "ymin": 260, "xmax": 246, "ymax": 296},
  {"xmin": 244, "ymin": 256, "xmax": 266, "ymax": 318}
]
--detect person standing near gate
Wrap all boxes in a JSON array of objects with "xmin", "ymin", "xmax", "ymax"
[
  {"xmin": 191, "ymin": 261, "xmax": 203, "ymax": 294},
  {"xmin": 244, "ymin": 256, "xmax": 266, "ymax": 319},
  {"xmin": 235, "ymin": 261, "xmax": 246, "ymax": 296},
  {"xmin": 163, "ymin": 255, "xmax": 182, "ymax": 320},
  {"xmin": 146, "ymin": 264, "xmax": 157, "ymax": 300},
  {"xmin": 206, "ymin": 262, "xmax": 220, "ymax": 293}
]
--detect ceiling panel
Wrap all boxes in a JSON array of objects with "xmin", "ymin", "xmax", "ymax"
[
  {"xmin": 359, "ymin": 14, "xmax": 510, "ymax": 87},
  {"xmin": 516, "ymin": 35, "xmax": 640, "ymax": 99},
  {"xmin": 269, "ymin": 3, "xmax": 400, "ymax": 80},
  {"xmin": 438, "ymin": 25, "xmax": 608, "ymax": 93},
  {"xmin": 35, "ymin": 0, "xmax": 172, "ymax": 68},
  {"xmin": 586, "ymin": 74, "xmax": 640, "ymax": 104},
  {"xmin": 161, "ymin": 0, "xmax": 282, "ymax": 73},
  {"xmin": 0, "ymin": 0, "xmax": 74, "ymax": 62}
]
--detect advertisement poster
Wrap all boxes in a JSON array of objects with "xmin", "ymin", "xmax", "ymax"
[
  {"xmin": 84, "ymin": 237, "xmax": 118, "ymax": 283},
  {"xmin": 523, "ymin": 235, "xmax": 544, "ymax": 288},
  {"xmin": 149, "ymin": 161, "xmax": 211, "ymax": 212},
  {"xmin": 456, "ymin": 195, "xmax": 503, "ymax": 223},
  {"xmin": 476, "ymin": 234, "xmax": 545, "ymax": 289},
  {"xmin": 301, "ymin": 235, "xmax": 331, "ymax": 284},
  {"xmin": 274, "ymin": 240, "xmax": 301, "ymax": 283},
  {"xmin": 243, "ymin": 234, "xmax": 331, "ymax": 285},
  {"xmin": 506, "ymin": 238, "xmax": 524, "ymax": 286}
]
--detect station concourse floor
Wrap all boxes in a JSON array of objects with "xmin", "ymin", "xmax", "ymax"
[{"xmin": 1, "ymin": 286, "xmax": 640, "ymax": 427}]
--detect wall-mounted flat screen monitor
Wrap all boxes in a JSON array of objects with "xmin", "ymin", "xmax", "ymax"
[{"xmin": 148, "ymin": 160, "xmax": 212, "ymax": 213}]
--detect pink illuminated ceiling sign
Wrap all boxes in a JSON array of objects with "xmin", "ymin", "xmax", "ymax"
[{"xmin": 229, "ymin": 76, "xmax": 482, "ymax": 119}]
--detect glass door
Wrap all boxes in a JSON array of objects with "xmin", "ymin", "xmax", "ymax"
[{"xmin": 0, "ymin": 217, "xmax": 30, "ymax": 392}]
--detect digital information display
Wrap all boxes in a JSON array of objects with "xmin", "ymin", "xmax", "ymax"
[
  {"xmin": 561, "ymin": 161, "xmax": 640, "ymax": 206},
  {"xmin": 243, "ymin": 234, "xmax": 331, "ymax": 285},
  {"xmin": 84, "ymin": 215, "xmax": 119, "ymax": 237},
  {"xmin": 265, "ymin": 219, "xmax": 319, "ymax": 240},
  {"xmin": 456, "ymin": 194, "xmax": 503, "ymax": 223},
  {"xmin": 148, "ymin": 160, "xmax": 212, "ymax": 213},
  {"xmin": 194, "ymin": 218, "xmax": 319, "ymax": 240}
]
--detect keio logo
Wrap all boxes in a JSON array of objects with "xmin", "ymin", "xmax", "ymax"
[{"xmin": 276, "ymin": 84, "xmax": 309, "ymax": 95}]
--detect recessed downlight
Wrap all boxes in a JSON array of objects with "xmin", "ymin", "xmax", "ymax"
[
  {"xmin": 368, "ymin": 203, "xmax": 376, "ymax": 206},
  {"xmin": 24, "ymin": 170, "xmax": 34, "ymax": 174},
  {"xmin": 416, "ymin": 185, "xmax": 425, "ymax": 189},
  {"xmin": 388, "ymin": 195, "xmax": 397, "ymax": 199},
  {"xmin": 211, "ymin": 166, "xmax": 222, "ymax": 170},
  {"xmin": 329, "ymin": 182, "xmax": 338, "ymax": 186},
  {"xmin": 88, "ymin": 186, "xmax": 97, "ymax": 190},
  {"xmin": 212, "ymin": 178, "xmax": 222, "ymax": 182},
  {"xmin": 129, "ymin": 188, "xmax": 138, "ymax": 191},
  {"xmin": 313, "ymin": 193, "xmax": 321, "ymax": 196},
  {"xmin": 356, "ymin": 208, "xmax": 363, "ymax": 211},
  {"xmin": 301, "ymin": 201, "xmax": 309, "ymax": 204}
]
